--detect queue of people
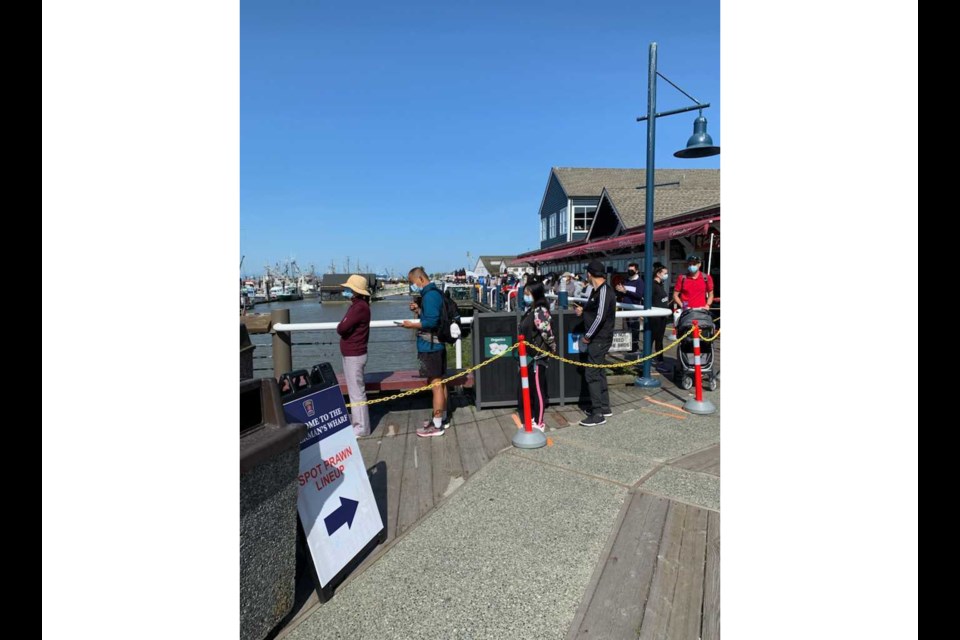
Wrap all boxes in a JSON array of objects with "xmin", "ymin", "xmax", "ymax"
[{"xmin": 332, "ymin": 255, "xmax": 714, "ymax": 439}]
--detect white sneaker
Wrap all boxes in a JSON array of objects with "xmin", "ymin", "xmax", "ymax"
[{"xmin": 533, "ymin": 422, "xmax": 546, "ymax": 433}]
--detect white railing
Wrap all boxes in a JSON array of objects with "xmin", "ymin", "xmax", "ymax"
[{"xmin": 272, "ymin": 307, "xmax": 671, "ymax": 370}]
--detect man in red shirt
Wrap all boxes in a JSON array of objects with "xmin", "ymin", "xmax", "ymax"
[{"xmin": 672, "ymin": 255, "xmax": 714, "ymax": 310}]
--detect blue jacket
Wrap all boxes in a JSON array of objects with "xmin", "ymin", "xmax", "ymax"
[{"xmin": 416, "ymin": 282, "xmax": 445, "ymax": 353}]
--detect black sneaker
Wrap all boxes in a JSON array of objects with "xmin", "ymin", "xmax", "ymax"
[
  {"xmin": 579, "ymin": 415, "xmax": 607, "ymax": 427},
  {"xmin": 601, "ymin": 410, "xmax": 613, "ymax": 417}
]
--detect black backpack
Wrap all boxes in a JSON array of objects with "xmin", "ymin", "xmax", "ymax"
[{"xmin": 432, "ymin": 290, "xmax": 469, "ymax": 344}]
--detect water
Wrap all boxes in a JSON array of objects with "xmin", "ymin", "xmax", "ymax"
[{"xmin": 250, "ymin": 297, "xmax": 421, "ymax": 377}]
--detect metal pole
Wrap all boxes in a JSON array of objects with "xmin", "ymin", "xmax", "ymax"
[
  {"xmin": 271, "ymin": 308, "xmax": 292, "ymax": 380},
  {"xmin": 707, "ymin": 232, "xmax": 715, "ymax": 276},
  {"xmin": 636, "ymin": 42, "xmax": 661, "ymax": 388}
]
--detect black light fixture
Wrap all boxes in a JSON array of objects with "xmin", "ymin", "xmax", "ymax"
[{"xmin": 674, "ymin": 113, "xmax": 720, "ymax": 158}]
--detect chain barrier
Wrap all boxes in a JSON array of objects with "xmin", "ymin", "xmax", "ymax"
[
  {"xmin": 343, "ymin": 318, "xmax": 720, "ymax": 407},
  {"xmin": 345, "ymin": 341, "xmax": 520, "ymax": 408}
]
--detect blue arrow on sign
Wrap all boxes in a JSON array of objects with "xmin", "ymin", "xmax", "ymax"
[{"xmin": 324, "ymin": 497, "xmax": 360, "ymax": 536}]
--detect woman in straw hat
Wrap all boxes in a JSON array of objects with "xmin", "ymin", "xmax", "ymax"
[{"xmin": 336, "ymin": 274, "xmax": 372, "ymax": 437}]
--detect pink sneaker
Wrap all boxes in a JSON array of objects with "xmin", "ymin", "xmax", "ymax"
[{"xmin": 416, "ymin": 425, "xmax": 445, "ymax": 438}]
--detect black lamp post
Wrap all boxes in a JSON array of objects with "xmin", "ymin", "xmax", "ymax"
[{"xmin": 634, "ymin": 42, "xmax": 720, "ymax": 388}]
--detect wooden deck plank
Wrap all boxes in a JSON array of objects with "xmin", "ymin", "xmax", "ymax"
[
  {"xmin": 455, "ymin": 420, "xmax": 489, "ymax": 478},
  {"xmin": 431, "ymin": 427, "xmax": 465, "ymax": 504},
  {"xmin": 492, "ymin": 412, "xmax": 517, "ymax": 442},
  {"xmin": 357, "ymin": 438, "xmax": 381, "ymax": 470},
  {"xmin": 572, "ymin": 492, "xmax": 670, "ymax": 639},
  {"xmin": 665, "ymin": 506, "xmax": 709, "ymax": 639},
  {"xmin": 374, "ymin": 417, "xmax": 408, "ymax": 543},
  {"xmin": 397, "ymin": 429, "xmax": 423, "ymax": 535},
  {"xmin": 670, "ymin": 444, "xmax": 721, "ymax": 477},
  {"xmin": 477, "ymin": 416, "xmax": 510, "ymax": 460},
  {"xmin": 415, "ymin": 429, "xmax": 434, "ymax": 519},
  {"xmin": 702, "ymin": 510, "xmax": 721, "ymax": 640},
  {"xmin": 638, "ymin": 501, "xmax": 687, "ymax": 640}
]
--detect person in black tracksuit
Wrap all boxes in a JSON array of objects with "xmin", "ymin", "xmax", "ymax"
[
  {"xmin": 576, "ymin": 260, "xmax": 617, "ymax": 427},
  {"xmin": 648, "ymin": 262, "xmax": 672, "ymax": 366}
]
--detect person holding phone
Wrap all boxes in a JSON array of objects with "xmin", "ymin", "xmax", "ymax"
[{"xmin": 337, "ymin": 274, "xmax": 372, "ymax": 437}]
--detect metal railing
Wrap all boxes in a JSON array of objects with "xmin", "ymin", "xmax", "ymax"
[{"xmin": 266, "ymin": 307, "xmax": 672, "ymax": 379}]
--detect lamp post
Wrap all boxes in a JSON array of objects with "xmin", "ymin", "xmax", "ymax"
[{"xmin": 634, "ymin": 42, "xmax": 720, "ymax": 388}]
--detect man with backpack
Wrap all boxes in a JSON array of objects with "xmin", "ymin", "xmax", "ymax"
[{"xmin": 403, "ymin": 266, "xmax": 461, "ymax": 437}]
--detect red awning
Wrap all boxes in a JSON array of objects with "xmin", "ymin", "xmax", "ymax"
[{"xmin": 512, "ymin": 218, "xmax": 716, "ymax": 265}]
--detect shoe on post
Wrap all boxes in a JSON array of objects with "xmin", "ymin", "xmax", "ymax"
[{"xmin": 579, "ymin": 415, "xmax": 607, "ymax": 427}]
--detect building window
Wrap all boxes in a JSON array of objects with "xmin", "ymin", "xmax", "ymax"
[
  {"xmin": 549, "ymin": 213, "xmax": 557, "ymax": 238},
  {"xmin": 541, "ymin": 217, "xmax": 548, "ymax": 241},
  {"xmin": 573, "ymin": 206, "xmax": 597, "ymax": 232},
  {"xmin": 558, "ymin": 207, "xmax": 568, "ymax": 237}
]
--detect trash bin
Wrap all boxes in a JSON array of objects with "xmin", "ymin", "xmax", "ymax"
[
  {"xmin": 240, "ymin": 323, "xmax": 255, "ymax": 381},
  {"xmin": 239, "ymin": 378, "xmax": 306, "ymax": 640}
]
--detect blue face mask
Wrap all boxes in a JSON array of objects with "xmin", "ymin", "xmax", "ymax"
[
  {"xmin": 523, "ymin": 294, "xmax": 534, "ymax": 304},
  {"xmin": 342, "ymin": 289, "xmax": 354, "ymax": 299},
  {"xmin": 687, "ymin": 265, "xmax": 700, "ymax": 274},
  {"xmin": 410, "ymin": 284, "xmax": 421, "ymax": 293}
]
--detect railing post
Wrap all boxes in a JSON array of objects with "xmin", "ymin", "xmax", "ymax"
[
  {"xmin": 271, "ymin": 308, "xmax": 292, "ymax": 380},
  {"xmin": 455, "ymin": 337, "xmax": 463, "ymax": 369}
]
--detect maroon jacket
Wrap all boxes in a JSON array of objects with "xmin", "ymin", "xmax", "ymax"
[{"xmin": 337, "ymin": 298, "xmax": 370, "ymax": 356}]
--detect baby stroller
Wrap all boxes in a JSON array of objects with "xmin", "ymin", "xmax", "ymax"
[{"xmin": 674, "ymin": 309, "xmax": 718, "ymax": 391}]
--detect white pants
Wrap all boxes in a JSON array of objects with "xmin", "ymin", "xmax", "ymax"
[{"xmin": 342, "ymin": 354, "xmax": 370, "ymax": 436}]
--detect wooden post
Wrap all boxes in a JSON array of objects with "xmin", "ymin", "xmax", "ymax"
[{"xmin": 271, "ymin": 308, "xmax": 292, "ymax": 380}]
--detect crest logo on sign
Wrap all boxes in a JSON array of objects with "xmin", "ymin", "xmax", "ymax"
[{"xmin": 303, "ymin": 399, "xmax": 315, "ymax": 417}]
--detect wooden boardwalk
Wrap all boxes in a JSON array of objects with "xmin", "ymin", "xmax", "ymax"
[
  {"xmin": 569, "ymin": 444, "xmax": 721, "ymax": 640},
  {"xmin": 277, "ymin": 351, "xmax": 720, "ymax": 639}
]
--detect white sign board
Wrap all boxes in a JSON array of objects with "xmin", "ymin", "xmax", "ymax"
[
  {"xmin": 610, "ymin": 330, "xmax": 633, "ymax": 353},
  {"xmin": 283, "ymin": 385, "xmax": 384, "ymax": 587}
]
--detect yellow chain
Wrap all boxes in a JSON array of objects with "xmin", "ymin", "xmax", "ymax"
[
  {"xmin": 345, "ymin": 317, "xmax": 720, "ymax": 406},
  {"xmin": 524, "ymin": 327, "xmax": 694, "ymax": 368},
  {"xmin": 345, "ymin": 341, "xmax": 520, "ymax": 408}
]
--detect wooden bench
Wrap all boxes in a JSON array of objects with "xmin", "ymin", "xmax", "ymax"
[{"xmin": 336, "ymin": 369, "xmax": 474, "ymax": 395}]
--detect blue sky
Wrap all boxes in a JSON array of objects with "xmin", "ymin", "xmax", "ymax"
[{"xmin": 241, "ymin": 0, "xmax": 720, "ymax": 277}]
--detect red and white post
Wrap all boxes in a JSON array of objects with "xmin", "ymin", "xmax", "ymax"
[
  {"xmin": 513, "ymin": 334, "xmax": 547, "ymax": 448},
  {"xmin": 683, "ymin": 320, "xmax": 717, "ymax": 415}
]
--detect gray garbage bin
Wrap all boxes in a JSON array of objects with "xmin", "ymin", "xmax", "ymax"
[{"xmin": 240, "ymin": 378, "xmax": 306, "ymax": 640}]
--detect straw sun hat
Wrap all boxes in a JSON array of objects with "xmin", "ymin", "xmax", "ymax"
[{"xmin": 342, "ymin": 274, "xmax": 371, "ymax": 297}]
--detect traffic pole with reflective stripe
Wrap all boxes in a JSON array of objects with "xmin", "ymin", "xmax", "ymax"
[
  {"xmin": 512, "ymin": 334, "xmax": 547, "ymax": 449},
  {"xmin": 683, "ymin": 319, "xmax": 717, "ymax": 415}
]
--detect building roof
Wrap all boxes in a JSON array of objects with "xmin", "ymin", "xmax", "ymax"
[
  {"xmin": 320, "ymin": 273, "xmax": 377, "ymax": 289},
  {"xmin": 552, "ymin": 167, "xmax": 719, "ymax": 200},
  {"xmin": 600, "ymin": 182, "xmax": 720, "ymax": 231},
  {"xmin": 476, "ymin": 256, "xmax": 516, "ymax": 273}
]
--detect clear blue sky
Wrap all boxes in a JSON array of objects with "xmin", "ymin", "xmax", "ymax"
[{"xmin": 241, "ymin": 0, "xmax": 720, "ymax": 277}]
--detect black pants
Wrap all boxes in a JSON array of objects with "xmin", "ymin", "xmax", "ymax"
[
  {"xmin": 626, "ymin": 319, "xmax": 641, "ymax": 353},
  {"xmin": 648, "ymin": 316, "xmax": 668, "ymax": 361},
  {"xmin": 517, "ymin": 360, "xmax": 548, "ymax": 426},
  {"xmin": 584, "ymin": 337, "xmax": 612, "ymax": 416}
]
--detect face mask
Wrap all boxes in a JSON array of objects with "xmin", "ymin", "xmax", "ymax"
[
  {"xmin": 628, "ymin": 269, "xmax": 637, "ymax": 277},
  {"xmin": 410, "ymin": 284, "xmax": 421, "ymax": 293},
  {"xmin": 342, "ymin": 289, "xmax": 354, "ymax": 299},
  {"xmin": 523, "ymin": 294, "xmax": 533, "ymax": 304},
  {"xmin": 687, "ymin": 265, "xmax": 700, "ymax": 274},
  {"xmin": 660, "ymin": 272, "xmax": 669, "ymax": 280}
]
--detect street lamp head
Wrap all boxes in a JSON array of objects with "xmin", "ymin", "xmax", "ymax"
[{"xmin": 674, "ymin": 114, "xmax": 720, "ymax": 158}]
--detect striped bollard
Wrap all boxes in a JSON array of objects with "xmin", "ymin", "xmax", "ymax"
[
  {"xmin": 512, "ymin": 334, "xmax": 547, "ymax": 449},
  {"xmin": 683, "ymin": 320, "xmax": 717, "ymax": 415}
]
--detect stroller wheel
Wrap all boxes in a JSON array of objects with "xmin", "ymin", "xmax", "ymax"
[
  {"xmin": 681, "ymin": 376, "xmax": 694, "ymax": 390},
  {"xmin": 709, "ymin": 377, "xmax": 718, "ymax": 392}
]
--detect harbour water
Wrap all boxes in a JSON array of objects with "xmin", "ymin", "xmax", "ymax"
[{"xmin": 249, "ymin": 297, "xmax": 422, "ymax": 377}]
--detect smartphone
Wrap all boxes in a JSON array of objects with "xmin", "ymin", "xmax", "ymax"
[
  {"xmin": 393, "ymin": 320, "xmax": 404, "ymax": 325},
  {"xmin": 571, "ymin": 301, "xmax": 582, "ymax": 308}
]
